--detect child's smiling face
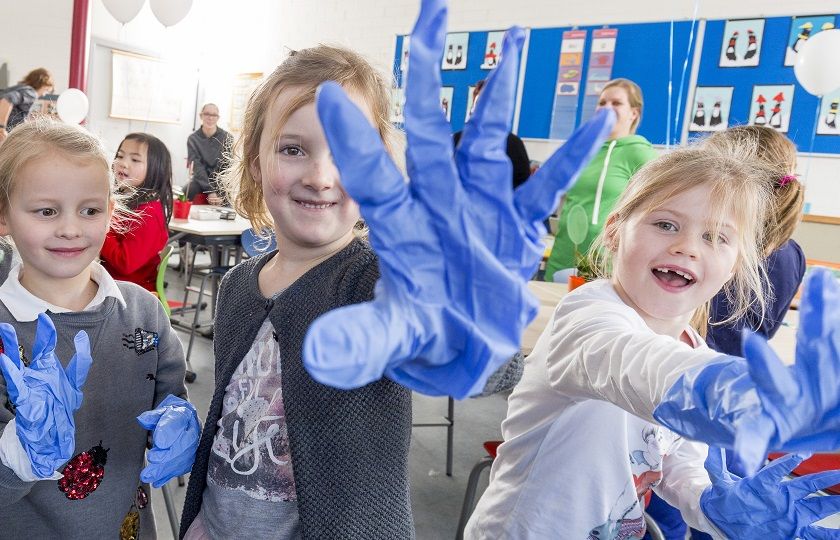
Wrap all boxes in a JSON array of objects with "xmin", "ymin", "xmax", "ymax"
[
  {"xmin": 254, "ymin": 87, "xmax": 374, "ymax": 258},
  {"xmin": 610, "ymin": 184, "xmax": 739, "ymax": 338},
  {"xmin": 0, "ymin": 152, "xmax": 112, "ymax": 292}
]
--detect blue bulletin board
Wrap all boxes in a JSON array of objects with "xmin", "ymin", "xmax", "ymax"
[
  {"xmin": 517, "ymin": 21, "xmax": 698, "ymax": 144},
  {"xmin": 691, "ymin": 16, "xmax": 840, "ymax": 154}
]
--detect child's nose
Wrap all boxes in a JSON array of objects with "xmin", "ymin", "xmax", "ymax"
[
  {"xmin": 56, "ymin": 216, "xmax": 82, "ymax": 238},
  {"xmin": 669, "ymin": 234, "xmax": 700, "ymax": 259},
  {"xmin": 302, "ymin": 156, "xmax": 340, "ymax": 191}
]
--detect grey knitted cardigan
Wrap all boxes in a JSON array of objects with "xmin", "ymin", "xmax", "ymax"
[{"xmin": 180, "ymin": 239, "xmax": 414, "ymax": 539}]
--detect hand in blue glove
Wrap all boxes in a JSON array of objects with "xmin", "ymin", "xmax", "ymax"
[
  {"xmin": 700, "ymin": 447, "xmax": 840, "ymax": 540},
  {"xmin": 304, "ymin": 0, "xmax": 614, "ymax": 398},
  {"xmin": 0, "ymin": 313, "xmax": 92, "ymax": 478},
  {"xmin": 654, "ymin": 268, "xmax": 840, "ymax": 475},
  {"xmin": 136, "ymin": 394, "xmax": 200, "ymax": 488}
]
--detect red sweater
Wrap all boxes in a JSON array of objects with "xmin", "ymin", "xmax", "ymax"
[{"xmin": 100, "ymin": 200, "xmax": 168, "ymax": 292}]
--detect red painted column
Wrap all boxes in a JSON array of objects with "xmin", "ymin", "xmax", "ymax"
[{"xmin": 69, "ymin": 0, "xmax": 91, "ymax": 91}]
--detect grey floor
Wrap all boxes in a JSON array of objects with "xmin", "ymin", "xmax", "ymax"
[{"xmin": 152, "ymin": 259, "xmax": 510, "ymax": 540}]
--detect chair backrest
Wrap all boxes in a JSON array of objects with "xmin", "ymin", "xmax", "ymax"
[
  {"xmin": 241, "ymin": 228, "xmax": 277, "ymax": 258},
  {"xmin": 156, "ymin": 244, "xmax": 175, "ymax": 317}
]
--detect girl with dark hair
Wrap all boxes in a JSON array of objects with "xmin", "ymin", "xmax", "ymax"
[{"xmin": 101, "ymin": 132, "xmax": 173, "ymax": 291}]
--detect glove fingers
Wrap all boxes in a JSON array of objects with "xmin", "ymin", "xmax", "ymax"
[
  {"xmin": 758, "ymin": 452, "xmax": 809, "ymax": 484},
  {"xmin": 65, "ymin": 331, "xmax": 92, "ymax": 393},
  {"xmin": 798, "ymin": 268, "xmax": 839, "ymax": 344},
  {"xmin": 743, "ymin": 329, "xmax": 798, "ymax": 405},
  {"xmin": 789, "ymin": 469, "xmax": 840, "ymax": 499},
  {"xmin": 703, "ymin": 446, "xmax": 731, "ymax": 485},
  {"xmin": 31, "ymin": 313, "xmax": 57, "ymax": 363},
  {"xmin": 153, "ymin": 410, "xmax": 192, "ymax": 449},
  {"xmin": 303, "ymin": 300, "xmax": 417, "ymax": 390},
  {"xmin": 0, "ymin": 323, "xmax": 22, "ymax": 367},
  {"xmin": 403, "ymin": 0, "xmax": 461, "ymax": 201},
  {"xmin": 801, "ymin": 525, "xmax": 840, "ymax": 540},
  {"xmin": 733, "ymin": 414, "xmax": 774, "ymax": 477},
  {"xmin": 514, "ymin": 108, "xmax": 615, "ymax": 229},
  {"xmin": 137, "ymin": 408, "xmax": 165, "ymax": 430},
  {"xmin": 799, "ymin": 492, "xmax": 840, "ymax": 522},
  {"xmin": 0, "ymin": 353, "xmax": 26, "ymax": 403}
]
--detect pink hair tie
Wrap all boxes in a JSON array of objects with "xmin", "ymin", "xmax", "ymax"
[{"xmin": 778, "ymin": 174, "xmax": 796, "ymax": 187}]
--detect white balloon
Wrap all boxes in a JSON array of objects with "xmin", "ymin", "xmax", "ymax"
[
  {"xmin": 56, "ymin": 89, "xmax": 90, "ymax": 125},
  {"xmin": 102, "ymin": 0, "xmax": 145, "ymax": 24},
  {"xmin": 794, "ymin": 29, "xmax": 840, "ymax": 96},
  {"xmin": 149, "ymin": 0, "xmax": 192, "ymax": 27}
]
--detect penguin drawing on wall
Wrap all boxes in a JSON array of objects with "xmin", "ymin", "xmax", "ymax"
[
  {"xmin": 441, "ymin": 96, "xmax": 449, "ymax": 119},
  {"xmin": 744, "ymin": 29, "xmax": 758, "ymax": 60},
  {"xmin": 792, "ymin": 22, "xmax": 813, "ymax": 53},
  {"xmin": 692, "ymin": 101, "xmax": 706, "ymax": 127},
  {"xmin": 754, "ymin": 94, "xmax": 767, "ymax": 126},
  {"xmin": 725, "ymin": 31, "xmax": 738, "ymax": 61},
  {"xmin": 455, "ymin": 44, "xmax": 464, "ymax": 66},
  {"xmin": 445, "ymin": 44, "xmax": 454, "ymax": 65},
  {"xmin": 484, "ymin": 41, "xmax": 498, "ymax": 68},
  {"xmin": 825, "ymin": 99, "xmax": 839, "ymax": 129},
  {"xmin": 769, "ymin": 92, "xmax": 785, "ymax": 130},
  {"xmin": 709, "ymin": 101, "xmax": 723, "ymax": 127}
]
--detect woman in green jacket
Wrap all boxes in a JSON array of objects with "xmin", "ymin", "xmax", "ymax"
[{"xmin": 545, "ymin": 78, "xmax": 658, "ymax": 283}]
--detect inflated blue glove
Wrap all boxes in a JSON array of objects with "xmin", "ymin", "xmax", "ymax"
[
  {"xmin": 654, "ymin": 268, "xmax": 840, "ymax": 474},
  {"xmin": 700, "ymin": 447, "xmax": 840, "ymax": 540},
  {"xmin": 136, "ymin": 394, "xmax": 200, "ymax": 488},
  {"xmin": 0, "ymin": 313, "xmax": 92, "ymax": 478},
  {"xmin": 304, "ymin": 0, "xmax": 614, "ymax": 398}
]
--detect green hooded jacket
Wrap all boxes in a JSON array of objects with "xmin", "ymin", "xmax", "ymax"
[{"xmin": 544, "ymin": 134, "xmax": 657, "ymax": 281}]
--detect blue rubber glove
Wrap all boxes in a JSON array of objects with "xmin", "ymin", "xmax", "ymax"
[
  {"xmin": 304, "ymin": 0, "xmax": 614, "ymax": 398},
  {"xmin": 0, "ymin": 313, "xmax": 92, "ymax": 478},
  {"xmin": 700, "ymin": 447, "xmax": 840, "ymax": 540},
  {"xmin": 136, "ymin": 394, "xmax": 200, "ymax": 488},
  {"xmin": 654, "ymin": 268, "xmax": 840, "ymax": 474}
]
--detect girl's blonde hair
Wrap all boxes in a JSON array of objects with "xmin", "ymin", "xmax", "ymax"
[
  {"xmin": 602, "ymin": 78, "xmax": 644, "ymax": 133},
  {"xmin": 0, "ymin": 117, "xmax": 132, "ymax": 231},
  {"xmin": 702, "ymin": 125, "xmax": 803, "ymax": 255},
  {"xmin": 590, "ymin": 140, "xmax": 773, "ymax": 332},
  {"xmin": 221, "ymin": 45, "xmax": 397, "ymax": 234}
]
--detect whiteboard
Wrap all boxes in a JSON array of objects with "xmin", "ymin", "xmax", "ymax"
[{"xmin": 110, "ymin": 50, "xmax": 186, "ymax": 124}]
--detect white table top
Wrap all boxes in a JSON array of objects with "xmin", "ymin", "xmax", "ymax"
[{"xmin": 169, "ymin": 206, "xmax": 252, "ymax": 236}]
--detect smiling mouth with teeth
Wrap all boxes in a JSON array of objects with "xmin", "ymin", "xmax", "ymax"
[
  {"xmin": 297, "ymin": 200, "xmax": 336, "ymax": 209},
  {"xmin": 652, "ymin": 267, "xmax": 695, "ymax": 287}
]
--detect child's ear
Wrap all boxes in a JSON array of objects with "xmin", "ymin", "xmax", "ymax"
[
  {"xmin": 604, "ymin": 214, "xmax": 620, "ymax": 252},
  {"xmin": 0, "ymin": 211, "xmax": 9, "ymax": 236},
  {"xmin": 249, "ymin": 156, "xmax": 262, "ymax": 183}
]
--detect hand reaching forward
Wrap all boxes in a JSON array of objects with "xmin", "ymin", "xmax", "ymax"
[
  {"xmin": 701, "ymin": 447, "xmax": 840, "ymax": 540},
  {"xmin": 0, "ymin": 313, "xmax": 92, "ymax": 478},
  {"xmin": 136, "ymin": 394, "xmax": 200, "ymax": 488},
  {"xmin": 303, "ymin": 0, "xmax": 614, "ymax": 397}
]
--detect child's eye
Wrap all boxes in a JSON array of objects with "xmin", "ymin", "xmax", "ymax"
[
  {"xmin": 81, "ymin": 208, "xmax": 102, "ymax": 217},
  {"xmin": 36, "ymin": 208, "xmax": 57, "ymax": 217},
  {"xmin": 703, "ymin": 232, "xmax": 728, "ymax": 245},
  {"xmin": 279, "ymin": 145, "xmax": 305, "ymax": 157},
  {"xmin": 654, "ymin": 221, "xmax": 676, "ymax": 232}
]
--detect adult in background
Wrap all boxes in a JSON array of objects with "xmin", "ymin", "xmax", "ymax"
[
  {"xmin": 0, "ymin": 68, "xmax": 54, "ymax": 145},
  {"xmin": 453, "ymin": 78, "xmax": 531, "ymax": 189},
  {"xmin": 543, "ymin": 78, "xmax": 657, "ymax": 284},
  {"xmin": 186, "ymin": 103, "xmax": 233, "ymax": 205}
]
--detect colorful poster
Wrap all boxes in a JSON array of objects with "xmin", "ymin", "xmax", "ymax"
[
  {"xmin": 549, "ymin": 29, "xmax": 587, "ymax": 139},
  {"xmin": 442, "ymin": 33, "xmax": 469, "ymax": 70},
  {"xmin": 584, "ymin": 28, "xmax": 617, "ymax": 96},
  {"xmin": 481, "ymin": 31, "xmax": 505, "ymax": 70},
  {"xmin": 817, "ymin": 89, "xmax": 840, "ymax": 135},
  {"xmin": 440, "ymin": 86, "xmax": 454, "ymax": 122},
  {"xmin": 784, "ymin": 15, "xmax": 837, "ymax": 66},
  {"xmin": 719, "ymin": 19, "xmax": 765, "ymax": 68},
  {"xmin": 390, "ymin": 87, "xmax": 405, "ymax": 124},
  {"xmin": 689, "ymin": 86, "xmax": 734, "ymax": 132},
  {"xmin": 749, "ymin": 85, "xmax": 795, "ymax": 133}
]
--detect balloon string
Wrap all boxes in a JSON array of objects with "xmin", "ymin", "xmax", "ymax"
[
  {"xmin": 666, "ymin": 21, "xmax": 674, "ymax": 148},
  {"xmin": 802, "ymin": 97, "xmax": 821, "ymax": 188},
  {"xmin": 674, "ymin": 0, "xmax": 701, "ymax": 146}
]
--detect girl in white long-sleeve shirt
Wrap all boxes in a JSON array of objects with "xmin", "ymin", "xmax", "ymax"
[{"xmin": 466, "ymin": 141, "xmax": 776, "ymax": 539}]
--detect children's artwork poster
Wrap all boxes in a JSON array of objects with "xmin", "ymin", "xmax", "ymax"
[
  {"xmin": 688, "ymin": 86, "xmax": 733, "ymax": 132},
  {"xmin": 784, "ymin": 15, "xmax": 836, "ymax": 67},
  {"xmin": 390, "ymin": 87, "xmax": 405, "ymax": 124},
  {"xmin": 584, "ymin": 28, "xmax": 617, "ymax": 96},
  {"xmin": 400, "ymin": 36, "xmax": 410, "ymax": 75},
  {"xmin": 440, "ymin": 86, "xmax": 454, "ymax": 122},
  {"xmin": 817, "ymin": 89, "xmax": 840, "ymax": 135},
  {"xmin": 465, "ymin": 85, "xmax": 476, "ymax": 121},
  {"xmin": 549, "ymin": 29, "xmax": 587, "ymax": 139},
  {"xmin": 481, "ymin": 31, "xmax": 505, "ymax": 70},
  {"xmin": 442, "ymin": 33, "xmax": 469, "ymax": 70},
  {"xmin": 719, "ymin": 19, "xmax": 765, "ymax": 68},
  {"xmin": 748, "ymin": 85, "xmax": 794, "ymax": 133}
]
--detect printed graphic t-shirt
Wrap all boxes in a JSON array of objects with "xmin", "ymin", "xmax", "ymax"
[{"xmin": 200, "ymin": 318, "xmax": 301, "ymax": 539}]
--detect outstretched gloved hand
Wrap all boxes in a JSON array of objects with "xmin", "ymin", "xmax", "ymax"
[
  {"xmin": 136, "ymin": 394, "xmax": 200, "ymax": 488},
  {"xmin": 700, "ymin": 447, "xmax": 840, "ymax": 540},
  {"xmin": 654, "ymin": 268, "xmax": 840, "ymax": 474},
  {"xmin": 0, "ymin": 313, "xmax": 92, "ymax": 478},
  {"xmin": 304, "ymin": 0, "xmax": 614, "ymax": 398}
]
